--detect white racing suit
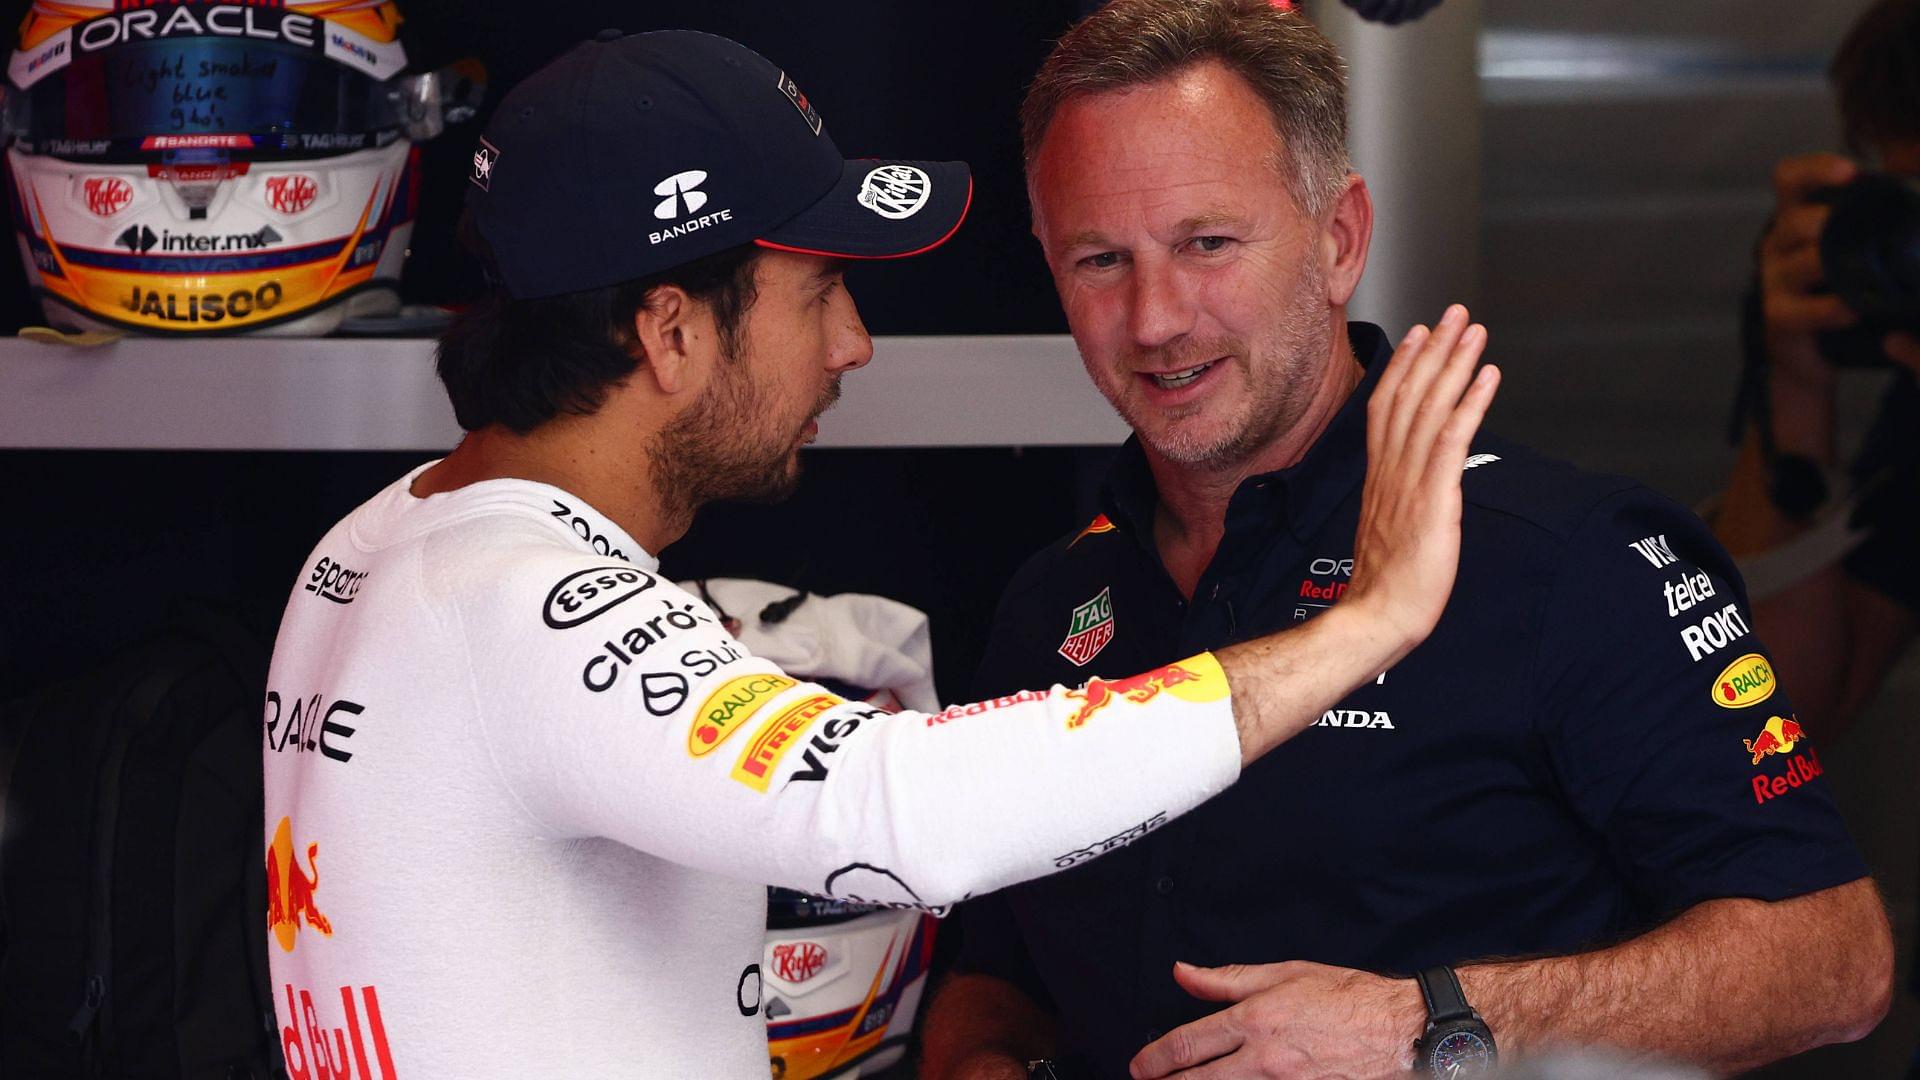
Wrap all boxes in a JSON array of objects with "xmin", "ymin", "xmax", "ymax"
[{"xmin": 263, "ymin": 464, "xmax": 1241, "ymax": 1079}]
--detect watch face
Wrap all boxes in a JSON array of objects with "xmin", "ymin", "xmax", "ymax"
[{"xmin": 1427, "ymin": 1028, "xmax": 1496, "ymax": 1077}]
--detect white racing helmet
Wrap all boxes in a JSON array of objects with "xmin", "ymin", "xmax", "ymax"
[
  {"xmin": 682, "ymin": 578, "xmax": 941, "ymax": 1080},
  {"xmin": 2, "ymin": 1, "xmax": 479, "ymax": 335}
]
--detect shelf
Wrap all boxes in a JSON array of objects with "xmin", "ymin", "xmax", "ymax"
[{"xmin": 0, "ymin": 334, "xmax": 1129, "ymax": 451}]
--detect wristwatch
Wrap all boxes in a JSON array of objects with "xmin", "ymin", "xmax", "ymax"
[{"xmin": 1412, "ymin": 966, "xmax": 1497, "ymax": 1077}]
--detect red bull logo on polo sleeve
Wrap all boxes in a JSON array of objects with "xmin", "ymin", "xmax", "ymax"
[
  {"xmin": 267, "ymin": 816, "xmax": 332, "ymax": 953},
  {"xmin": 1061, "ymin": 652, "xmax": 1231, "ymax": 729},
  {"xmin": 1742, "ymin": 715, "xmax": 1805, "ymax": 765}
]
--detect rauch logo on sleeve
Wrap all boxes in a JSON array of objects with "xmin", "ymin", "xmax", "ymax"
[
  {"xmin": 688, "ymin": 673, "xmax": 797, "ymax": 757},
  {"xmin": 1713, "ymin": 653, "xmax": 1775, "ymax": 709}
]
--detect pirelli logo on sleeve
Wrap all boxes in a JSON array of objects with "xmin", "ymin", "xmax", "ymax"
[{"xmin": 731, "ymin": 694, "xmax": 842, "ymax": 792}]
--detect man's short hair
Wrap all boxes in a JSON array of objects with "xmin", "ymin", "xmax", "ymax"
[
  {"xmin": 1020, "ymin": 0, "xmax": 1351, "ymax": 215},
  {"xmin": 1830, "ymin": 0, "xmax": 1920, "ymax": 154},
  {"xmin": 435, "ymin": 236, "xmax": 761, "ymax": 434}
]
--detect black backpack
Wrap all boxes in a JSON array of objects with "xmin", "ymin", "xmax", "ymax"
[{"xmin": 0, "ymin": 604, "xmax": 284, "ymax": 1079}]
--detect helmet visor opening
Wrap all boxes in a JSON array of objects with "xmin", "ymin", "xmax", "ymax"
[{"xmin": 10, "ymin": 37, "xmax": 404, "ymax": 153}]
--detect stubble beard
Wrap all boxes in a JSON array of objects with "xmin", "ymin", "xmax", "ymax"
[{"xmin": 648, "ymin": 351, "xmax": 841, "ymax": 521}]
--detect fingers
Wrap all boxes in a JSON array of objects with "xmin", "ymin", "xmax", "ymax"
[
  {"xmin": 1885, "ymin": 332, "xmax": 1920, "ymax": 375},
  {"xmin": 1367, "ymin": 323, "xmax": 1430, "ymax": 464},
  {"xmin": 1129, "ymin": 1013, "xmax": 1243, "ymax": 1079},
  {"xmin": 1762, "ymin": 243, "xmax": 1824, "ymax": 294},
  {"xmin": 1382, "ymin": 305, "xmax": 1472, "ymax": 468},
  {"xmin": 1766, "ymin": 291, "xmax": 1858, "ymax": 335},
  {"xmin": 1171, "ymin": 960, "xmax": 1284, "ymax": 1002},
  {"xmin": 1763, "ymin": 204, "xmax": 1830, "ymax": 260},
  {"xmin": 1398, "ymin": 320, "xmax": 1488, "ymax": 481},
  {"xmin": 1773, "ymin": 153, "xmax": 1857, "ymax": 210},
  {"xmin": 1427, "ymin": 364, "xmax": 1501, "ymax": 482}
]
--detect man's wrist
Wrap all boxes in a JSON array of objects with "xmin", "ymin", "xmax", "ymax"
[
  {"xmin": 1765, "ymin": 352, "xmax": 1839, "ymax": 463},
  {"xmin": 1387, "ymin": 975, "xmax": 1428, "ymax": 1071}
]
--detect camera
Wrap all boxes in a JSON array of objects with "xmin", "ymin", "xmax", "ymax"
[{"xmin": 1815, "ymin": 171, "xmax": 1920, "ymax": 367}]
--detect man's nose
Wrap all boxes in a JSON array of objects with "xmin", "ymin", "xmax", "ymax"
[
  {"xmin": 830, "ymin": 294, "xmax": 874, "ymax": 373},
  {"xmin": 1126, "ymin": 257, "xmax": 1196, "ymax": 350}
]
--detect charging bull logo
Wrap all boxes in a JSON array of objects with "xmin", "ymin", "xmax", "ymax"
[
  {"xmin": 267, "ymin": 816, "xmax": 333, "ymax": 953},
  {"xmin": 1743, "ymin": 715, "xmax": 1806, "ymax": 765},
  {"xmin": 1062, "ymin": 653, "xmax": 1232, "ymax": 729}
]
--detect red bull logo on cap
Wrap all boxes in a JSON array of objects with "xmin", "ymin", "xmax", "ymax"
[
  {"xmin": 1742, "ymin": 715, "xmax": 1806, "ymax": 765},
  {"xmin": 267, "ymin": 816, "xmax": 333, "ymax": 953},
  {"xmin": 1061, "ymin": 652, "xmax": 1232, "ymax": 729}
]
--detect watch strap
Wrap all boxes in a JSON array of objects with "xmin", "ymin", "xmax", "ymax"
[{"xmin": 1415, "ymin": 965, "xmax": 1473, "ymax": 1023}]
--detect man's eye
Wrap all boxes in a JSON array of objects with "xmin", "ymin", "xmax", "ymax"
[
  {"xmin": 1190, "ymin": 236, "xmax": 1231, "ymax": 253},
  {"xmin": 1080, "ymin": 252, "xmax": 1122, "ymax": 270}
]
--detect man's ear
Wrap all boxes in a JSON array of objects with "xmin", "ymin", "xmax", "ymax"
[
  {"xmin": 1321, "ymin": 174, "xmax": 1373, "ymax": 308},
  {"xmin": 631, "ymin": 284, "xmax": 700, "ymax": 396}
]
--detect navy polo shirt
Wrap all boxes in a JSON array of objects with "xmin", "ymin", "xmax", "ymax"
[{"xmin": 954, "ymin": 323, "xmax": 1868, "ymax": 1078}]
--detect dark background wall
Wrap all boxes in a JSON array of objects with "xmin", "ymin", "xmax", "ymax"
[{"xmin": 0, "ymin": 1, "xmax": 1117, "ymax": 705}]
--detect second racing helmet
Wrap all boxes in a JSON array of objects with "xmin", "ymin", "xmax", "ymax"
[{"xmin": 2, "ymin": 0, "xmax": 479, "ymax": 335}]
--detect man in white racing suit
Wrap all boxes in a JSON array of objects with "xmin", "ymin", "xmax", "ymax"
[{"xmin": 261, "ymin": 29, "xmax": 1499, "ymax": 1079}]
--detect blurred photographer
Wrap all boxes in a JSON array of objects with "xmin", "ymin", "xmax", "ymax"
[{"xmin": 1716, "ymin": 0, "xmax": 1920, "ymax": 744}]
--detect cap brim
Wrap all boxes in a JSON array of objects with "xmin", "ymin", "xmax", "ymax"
[{"xmin": 757, "ymin": 159, "xmax": 972, "ymax": 260}]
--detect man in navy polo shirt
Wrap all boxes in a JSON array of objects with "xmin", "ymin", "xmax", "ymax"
[{"xmin": 920, "ymin": 2, "xmax": 1891, "ymax": 1078}]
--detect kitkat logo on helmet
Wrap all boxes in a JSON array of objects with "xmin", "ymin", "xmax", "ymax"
[
  {"xmin": 688, "ymin": 673, "xmax": 797, "ymax": 756},
  {"xmin": 82, "ymin": 176, "xmax": 133, "ymax": 217},
  {"xmin": 543, "ymin": 565, "xmax": 657, "ymax": 628},
  {"xmin": 265, "ymin": 174, "xmax": 319, "ymax": 215},
  {"xmin": 1713, "ymin": 653, "xmax": 1775, "ymax": 709},
  {"xmin": 770, "ymin": 941, "xmax": 828, "ymax": 984}
]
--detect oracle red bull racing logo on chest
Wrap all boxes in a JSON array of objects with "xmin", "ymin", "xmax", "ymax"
[
  {"xmin": 267, "ymin": 816, "xmax": 332, "ymax": 953},
  {"xmin": 1062, "ymin": 652, "xmax": 1231, "ymax": 729},
  {"xmin": 1057, "ymin": 587, "xmax": 1115, "ymax": 666}
]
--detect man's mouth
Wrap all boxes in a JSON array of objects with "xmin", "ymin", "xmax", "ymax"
[{"xmin": 1143, "ymin": 360, "xmax": 1219, "ymax": 391}]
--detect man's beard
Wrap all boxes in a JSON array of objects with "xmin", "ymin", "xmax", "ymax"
[
  {"xmin": 649, "ymin": 356, "xmax": 841, "ymax": 521},
  {"xmin": 1120, "ymin": 251, "xmax": 1332, "ymax": 468}
]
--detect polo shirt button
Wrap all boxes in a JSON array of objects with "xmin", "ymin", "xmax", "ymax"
[{"xmin": 1154, "ymin": 875, "xmax": 1175, "ymax": 895}]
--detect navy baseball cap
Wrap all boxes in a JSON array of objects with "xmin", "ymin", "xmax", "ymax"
[{"xmin": 467, "ymin": 29, "xmax": 973, "ymax": 300}]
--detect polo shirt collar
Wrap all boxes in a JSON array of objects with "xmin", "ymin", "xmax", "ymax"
[{"xmin": 1100, "ymin": 322, "xmax": 1395, "ymax": 546}]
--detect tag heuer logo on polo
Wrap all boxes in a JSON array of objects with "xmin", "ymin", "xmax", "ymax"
[{"xmin": 1057, "ymin": 587, "xmax": 1115, "ymax": 667}]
